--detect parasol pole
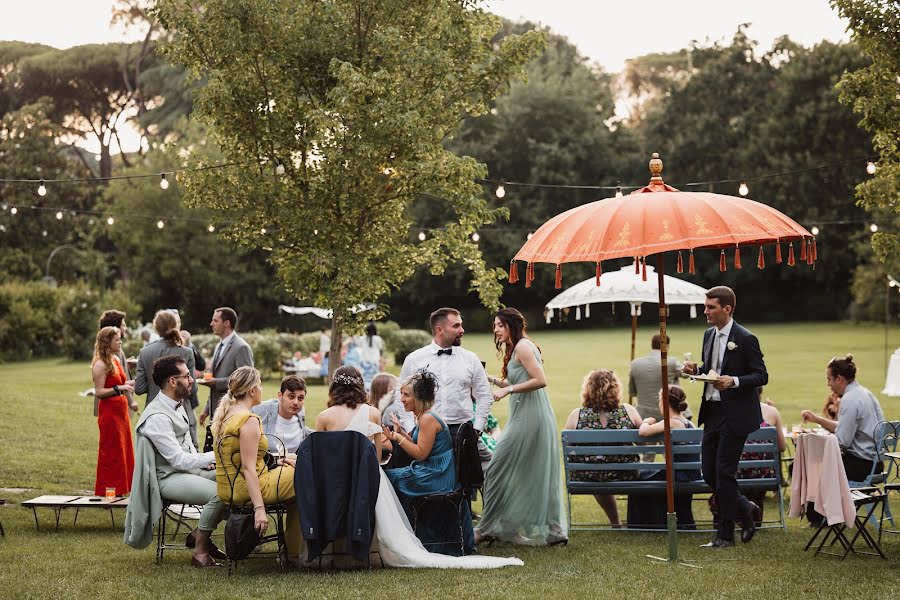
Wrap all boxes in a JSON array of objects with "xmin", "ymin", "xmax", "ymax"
[
  {"xmin": 629, "ymin": 302, "xmax": 640, "ymax": 404},
  {"xmin": 657, "ymin": 253, "xmax": 677, "ymax": 562}
]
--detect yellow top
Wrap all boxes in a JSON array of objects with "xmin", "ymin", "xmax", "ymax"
[{"xmin": 215, "ymin": 411, "xmax": 268, "ymax": 504}]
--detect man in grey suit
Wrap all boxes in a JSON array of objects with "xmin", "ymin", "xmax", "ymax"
[
  {"xmin": 251, "ymin": 375, "xmax": 313, "ymax": 455},
  {"xmin": 628, "ymin": 334, "xmax": 684, "ymax": 422},
  {"xmin": 198, "ymin": 306, "xmax": 254, "ymax": 452},
  {"xmin": 134, "ymin": 309, "xmax": 197, "ymax": 447}
]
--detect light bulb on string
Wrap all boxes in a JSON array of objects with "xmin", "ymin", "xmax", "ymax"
[
  {"xmin": 866, "ymin": 161, "xmax": 876, "ymax": 175},
  {"xmin": 42, "ymin": 230, "xmax": 48, "ymax": 237},
  {"xmin": 207, "ymin": 224, "xmax": 215, "ymax": 233},
  {"xmin": 55, "ymin": 211, "xmax": 63, "ymax": 220},
  {"xmin": 418, "ymin": 231, "xmax": 426, "ymax": 241},
  {"xmin": 738, "ymin": 181, "xmax": 749, "ymax": 196},
  {"xmin": 0, "ymin": 225, "xmax": 5, "ymax": 233},
  {"xmin": 471, "ymin": 232, "xmax": 480, "ymax": 242},
  {"xmin": 870, "ymin": 223, "xmax": 878, "ymax": 233},
  {"xmin": 811, "ymin": 226, "xmax": 819, "ymax": 236},
  {"xmin": 260, "ymin": 227, "xmax": 267, "ymax": 234},
  {"xmin": 159, "ymin": 173, "xmax": 169, "ymax": 190},
  {"xmin": 10, "ymin": 206, "xmax": 18, "ymax": 215},
  {"xmin": 615, "ymin": 185, "xmax": 623, "ymax": 198},
  {"xmin": 495, "ymin": 182, "xmax": 506, "ymax": 199},
  {"xmin": 107, "ymin": 216, "xmax": 114, "ymax": 225},
  {"xmin": 527, "ymin": 232, "xmax": 533, "ymax": 240},
  {"xmin": 275, "ymin": 164, "xmax": 285, "ymax": 176},
  {"xmin": 38, "ymin": 179, "xmax": 47, "ymax": 196},
  {"xmin": 157, "ymin": 219, "xmax": 165, "ymax": 229}
]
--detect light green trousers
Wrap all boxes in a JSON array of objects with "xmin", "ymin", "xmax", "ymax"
[{"xmin": 158, "ymin": 470, "xmax": 224, "ymax": 532}]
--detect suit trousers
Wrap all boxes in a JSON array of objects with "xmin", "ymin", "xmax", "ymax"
[
  {"xmin": 701, "ymin": 403, "xmax": 751, "ymax": 540},
  {"xmin": 158, "ymin": 470, "xmax": 225, "ymax": 532}
]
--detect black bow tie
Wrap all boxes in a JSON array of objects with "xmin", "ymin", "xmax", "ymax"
[{"xmin": 437, "ymin": 348, "xmax": 453, "ymax": 356}]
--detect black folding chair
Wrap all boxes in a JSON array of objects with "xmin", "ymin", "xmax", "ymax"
[
  {"xmin": 155, "ymin": 501, "xmax": 203, "ymax": 563},
  {"xmin": 803, "ymin": 489, "xmax": 887, "ymax": 560}
]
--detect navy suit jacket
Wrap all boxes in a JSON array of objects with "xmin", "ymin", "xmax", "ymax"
[{"xmin": 697, "ymin": 321, "xmax": 767, "ymax": 436}]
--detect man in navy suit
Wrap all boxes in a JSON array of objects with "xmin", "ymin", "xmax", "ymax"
[{"xmin": 684, "ymin": 286, "xmax": 768, "ymax": 548}]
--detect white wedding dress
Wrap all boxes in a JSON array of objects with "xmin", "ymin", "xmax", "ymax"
[{"xmin": 343, "ymin": 406, "xmax": 523, "ymax": 569}]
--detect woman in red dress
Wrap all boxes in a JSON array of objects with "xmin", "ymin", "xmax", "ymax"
[{"xmin": 92, "ymin": 326, "xmax": 136, "ymax": 496}]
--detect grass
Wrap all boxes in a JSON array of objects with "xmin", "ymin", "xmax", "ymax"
[{"xmin": 1, "ymin": 322, "xmax": 899, "ymax": 599}]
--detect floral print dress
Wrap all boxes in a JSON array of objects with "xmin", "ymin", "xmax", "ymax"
[{"xmin": 570, "ymin": 406, "xmax": 638, "ymax": 483}]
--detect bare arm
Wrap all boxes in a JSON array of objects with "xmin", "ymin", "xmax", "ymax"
[
  {"xmin": 564, "ymin": 408, "xmax": 580, "ymax": 429},
  {"xmin": 639, "ymin": 415, "xmax": 682, "ymax": 437},
  {"xmin": 493, "ymin": 339, "xmax": 546, "ymax": 401},
  {"xmin": 92, "ymin": 361, "xmax": 133, "ymax": 399},
  {"xmin": 800, "ymin": 410, "xmax": 837, "ymax": 433},
  {"xmin": 386, "ymin": 413, "xmax": 440, "ymax": 462},
  {"xmin": 623, "ymin": 403, "xmax": 643, "ymax": 427},
  {"xmin": 238, "ymin": 416, "xmax": 268, "ymax": 534}
]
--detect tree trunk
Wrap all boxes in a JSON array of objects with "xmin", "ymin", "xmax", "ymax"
[
  {"xmin": 100, "ymin": 141, "xmax": 112, "ymax": 179},
  {"xmin": 328, "ymin": 312, "xmax": 343, "ymax": 379}
]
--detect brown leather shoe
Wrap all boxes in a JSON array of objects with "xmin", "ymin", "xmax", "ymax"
[
  {"xmin": 190, "ymin": 554, "xmax": 222, "ymax": 568},
  {"xmin": 185, "ymin": 530, "xmax": 197, "ymax": 548}
]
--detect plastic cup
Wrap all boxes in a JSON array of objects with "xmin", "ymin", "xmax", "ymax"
[
  {"xmin": 203, "ymin": 371, "xmax": 213, "ymax": 380},
  {"xmin": 105, "ymin": 487, "xmax": 116, "ymax": 501}
]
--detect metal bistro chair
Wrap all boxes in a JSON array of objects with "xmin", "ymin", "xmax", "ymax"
[
  {"xmin": 155, "ymin": 501, "xmax": 203, "ymax": 563},
  {"xmin": 871, "ymin": 420, "xmax": 900, "ymax": 544},
  {"xmin": 217, "ymin": 433, "xmax": 290, "ymax": 573},
  {"xmin": 847, "ymin": 420, "xmax": 898, "ymax": 531}
]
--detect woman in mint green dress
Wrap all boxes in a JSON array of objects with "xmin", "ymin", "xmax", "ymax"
[{"xmin": 475, "ymin": 308, "xmax": 568, "ymax": 545}]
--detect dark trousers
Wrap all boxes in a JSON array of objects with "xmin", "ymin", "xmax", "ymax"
[
  {"xmin": 701, "ymin": 406, "xmax": 752, "ymax": 541},
  {"xmin": 806, "ymin": 451, "xmax": 883, "ymax": 525}
]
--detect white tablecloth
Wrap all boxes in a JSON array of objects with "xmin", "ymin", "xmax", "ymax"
[{"xmin": 883, "ymin": 348, "xmax": 900, "ymax": 396}]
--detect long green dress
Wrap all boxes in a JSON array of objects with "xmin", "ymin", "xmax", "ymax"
[{"xmin": 476, "ymin": 340, "xmax": 568, "ymax": 544}]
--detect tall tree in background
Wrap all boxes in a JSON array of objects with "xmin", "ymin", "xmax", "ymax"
[{"xmin": 155, "ymin": 0, "xmax": 544, "ymax": 373}]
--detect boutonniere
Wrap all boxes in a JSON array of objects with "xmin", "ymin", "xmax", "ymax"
[{"xmin": 726, "ymin": 341, "xmax": 738, "ymax": 351}]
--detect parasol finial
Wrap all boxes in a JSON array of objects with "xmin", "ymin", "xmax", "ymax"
[{"xmin": 649, "ymin": 152, "xmax": 664, "ymax": 183}]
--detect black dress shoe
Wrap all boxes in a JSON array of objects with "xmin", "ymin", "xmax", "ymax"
[
  {"xmin": 741, "ymin": 501, "xmax": 759, "ymax": 543},
  {"xmin": 701, "ymin": 536, "xmax": 735, "ymax": 549}
]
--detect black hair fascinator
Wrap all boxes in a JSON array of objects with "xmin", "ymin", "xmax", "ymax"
[{"xmin": 413, "ymin": 368, "xmax": 439, "ymax": 403}]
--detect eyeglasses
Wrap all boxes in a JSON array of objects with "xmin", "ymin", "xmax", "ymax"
[{"xmin": 172, "ymin": 373, "xmax": 193, "ymax": 380}]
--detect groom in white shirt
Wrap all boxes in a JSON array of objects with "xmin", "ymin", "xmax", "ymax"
[{"xmin": 393, "ymin": 307, "xmax": 493, "ymax": 443}]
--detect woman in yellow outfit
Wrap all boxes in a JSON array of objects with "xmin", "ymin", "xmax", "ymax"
[{"xmin": 212, "ymin": 366, "xmax": 301, "ymax": 562}]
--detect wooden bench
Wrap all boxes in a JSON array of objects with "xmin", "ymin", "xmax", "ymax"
[
  {"xmin": 561, "ymin": 427, "xmax": 785, "ymax": 532},
  {"xmin": 22, "ymin": 495, "xmax": 129, "ymax": 532}
]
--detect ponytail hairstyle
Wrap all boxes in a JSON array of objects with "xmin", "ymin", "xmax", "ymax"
[
  {"xmin": 665, "ymin": 385, "xmax": 689, "ymax": 413},
  {"xmin": 328, "ymin": 365, "xmax": 367, "ymax": 409},
  {"xmin": 154, "ymin": 309, "xmax": 183, "ymax": 347},
  {"xmin": 211, "ymin": 365, "xmax": 261, "ymax": 438},
  {"xmin": 402, "ymin": 369, "xmax": 439, "ymax": 414}
]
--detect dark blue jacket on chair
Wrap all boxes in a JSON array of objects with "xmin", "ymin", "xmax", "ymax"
[{"xmin": 295, "ymin": 431, "xmax": 379, "ymax": 562}]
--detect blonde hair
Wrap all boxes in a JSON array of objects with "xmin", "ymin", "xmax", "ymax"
[
  {"xmin": 581, "ymin": 369, "xmax": 622, "ymax": 412},
  {"xmin": 93, "ymin": 326, "xmax": 120, "ymax": 373},
  {"xmin": 211, "ymin": 366, "xmax": 261, "ymax": 438},
  {"xmin": 401, "ymin": 370, "xmax": 438, "ymax": 414},
  {"xmin": 154, "ymin": 310, "xmax": 183, "ymax": 347}
]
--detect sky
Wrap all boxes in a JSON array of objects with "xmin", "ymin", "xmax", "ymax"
[
  {"xmin": 1, "ymin": 0, "xmax": 850, "ymax": 72},
  {"xmin": 0, "ymin": 0, "xmax": 851, "ymax": 153}
]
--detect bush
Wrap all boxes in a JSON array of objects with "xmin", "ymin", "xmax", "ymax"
[
  {"xmin": 59, "ymin": 285, "xmax": 102, "ymax": 361},
  {"xmin": 0, "ymin": 281, "xmax": 63, "ymax": 361},
  {"xmin": 389, "ymin": 328, "xmax": 433, "ymax": 364}
]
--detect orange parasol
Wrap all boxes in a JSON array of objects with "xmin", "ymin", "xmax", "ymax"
[{"xmin": 509, "ymin": 153, "xmax": 816, "ymax": 562}]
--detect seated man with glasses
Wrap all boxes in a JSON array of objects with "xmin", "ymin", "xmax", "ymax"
[{"xmin": 125, "ymin": 354, "xmax": 226, "ymax": 568}]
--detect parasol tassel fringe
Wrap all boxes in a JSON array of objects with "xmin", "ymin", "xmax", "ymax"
[
  {"xmin": 641, "ymin": 257, "xmax": 647, "ymax": 281},
  {"xmin": 807, "ymin": 240, "xmax": 814, "ymax": 265},
  {"xmin": 734, "ymin": 245, "xmax": 742, "ymax": 269},
  {"xmin": 509, "ymin": 261, "xmax": 519, "ymax": 284},
  {"xmin": 555, "ymin": 264, "xmax": 562, "ymax": 289},
  {"xmin": 800, "ymin": 237, "xmax": 807, "ymax": 261},
  {"xmin": 677, "ymin": 251, "xmax": 684, "ymax": 273},
  {"xmin": 775, "ymin": 241, "xmax": 783, "ymax": 264},
  {"xmin": 595, "ymin": 262, "xmax": 602, "ymax": 287},
  {"xmin": 689, "ymin": 250, "xmax": 695, "ymax": 275},
  {"xmin": 812, "ymin": 239, "xmax": 817, "ymax": 262},
  {"xmin": 525, "ymin": 262, "xmax": 534, "ymax": 288},
  {"xmin": 757, "ymin": 245, "xmax": 765, "ymax": 270},
  {"xmin": 634, "ymin": 259, "xmax": 640, "ymax": 274},
  {"xmin": 788, "ymin": 243, "xmax": 795, "ymax": 266},
  {"xmin": 719, "ymin": 249, "xmax": 726, "ymax": 272}
]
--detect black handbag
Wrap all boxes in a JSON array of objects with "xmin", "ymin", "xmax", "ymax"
[{"xmin": 224, "ymin": 511, "xmax": 261, "ymax": 560}]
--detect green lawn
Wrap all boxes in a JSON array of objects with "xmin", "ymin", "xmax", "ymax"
[{"xmin": 1, "ymin": 322, "xmax": 899, "ymax": 598}]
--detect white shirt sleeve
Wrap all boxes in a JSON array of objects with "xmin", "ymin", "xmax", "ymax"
[
  {"xmin": 470, "ymin": 354, "xmax": 492, "ymax": 432},
  {"xmin": 394, "ymin": 351, "xmax": 417, "ymax": 432},
  {"xmin": 140, "ymin": 413, "xmax": 215, "ymax": 471}
]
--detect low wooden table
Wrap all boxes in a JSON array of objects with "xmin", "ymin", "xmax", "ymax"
[{"xmin": 22, "ymin": 495, "xmax": 129, "ymax": 532}]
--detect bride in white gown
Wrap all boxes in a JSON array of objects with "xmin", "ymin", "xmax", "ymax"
[{"xmin": 317, "ymin": 366, "xmax": 523, "ymax": 569}]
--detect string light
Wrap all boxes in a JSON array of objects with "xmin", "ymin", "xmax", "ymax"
[
  {"xmin": 866, "ymin": 161, "xmax": 876, "ymax": 175},
  {"xmin": 870, "ymin": 223, "xmax": 878, "ymax": 233},
  {"xmin": 738, "ymin": 180, "xmax": 749, "ymax": 196},
  {"xmin": 260, "ymin": 227, "xmax": 267, "ymax": 234},
  {"xmin": 495, "ymin": 182, "xmax": 506, "ymax": 199},
  {"xmin": 10, "ymin": 206, "xmax": 17, "ymax": 215},
  {"xmin": 207, "ymin": 224, "xmax": 215, "ymax": 233},
  {"xmin": 471, "ymin": 232, "xmax": 480, "ymax": 242},
  {"xmin": 156, "ymin": 219, "xmax": 165, "ymax": 229},
  {"xmin": 55, "ymin": 211, "xmax": 63, "ymax": 220},
  {"xmin": 0, "ymin": 225, "xmax": 5, "ymax": 232},
  {"xmin": 811, "ymin": 226, "xmax": 820, "ymax": 236},
  {"xmin": 107, "ymin": 216, "xmax": 114, "ymax": 225},
  {"xmin": 615, "ymin": 185, "xmax": 623, "ymax": 198},
  {"xmin": 37, "ymin": 179, "xmax": 47, "ymax": 196},
  {"xmin": 159, "ymin": 174, "xmax": 169, "ymax": 190},
  {"xmin": 527, "ymin": 232, "xmax": 533, "ymax": 240},
  {"xmin": 418, "ymin": 231, "xmax": 426, "ymax": 241},
  {"xmin": 275, "ymin": 164, "xmax": 285, "ymax": 176},
  {"xmin": 42, "ymin": 230, "xmax": 47, "ymax": 237}
]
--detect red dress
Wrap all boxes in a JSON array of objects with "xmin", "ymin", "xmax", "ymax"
[{"xmin": 94, "ymin": 357, "xmax": 134, "ymax": 496}]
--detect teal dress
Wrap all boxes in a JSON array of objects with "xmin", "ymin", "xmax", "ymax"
[
  {"xmin": 387, "ymin": 411, "xmax": 455, "ymax": 495},
  {"xmin": 476, "ymin": 340, "xmax": 568, "ymax": 544}
]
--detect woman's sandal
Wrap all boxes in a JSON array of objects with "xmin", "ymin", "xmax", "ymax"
[{"xmin": 546, "ymin": 536, "xmax": 569, "ymax": 547}]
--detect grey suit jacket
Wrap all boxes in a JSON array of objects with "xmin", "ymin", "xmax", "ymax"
[
  {"xmin": 251, "ymin": 399, "xmax": 313, "ymax": 453},
  {"xmin": 134, "ymin": 340, "xmax": 196, "ymax": 409},
  {"xmin": 628, "ymin": 351, "xmax": 683, "ymax": 421},
  {"xmin": 204, "ymin": 333, "xmax": 254, "ymax": 417}
]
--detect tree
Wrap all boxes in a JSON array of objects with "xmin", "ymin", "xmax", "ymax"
[
  {"xmin": 830, "ymin": 0, "xmax": 900, "ymax": 261},
  {"xmin": 154, "ymin": 0, "xmax": 544, "ymax": 374}
]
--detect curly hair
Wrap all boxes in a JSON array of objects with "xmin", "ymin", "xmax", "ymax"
[
  {"xmin": 494, "ymin": 307, "xmax": 540, "ymax": 379},
  {"xmin": 580, "ymin": 369, "xmax": 622, "ymax": 412},
  {"xmin": 92, "ymin": 326, "xmax": 120, "ymax": 373},
  {"xmin": 328, "ymin": 365, "xmax": 367, "ymax": 409}
]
